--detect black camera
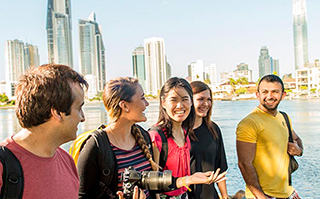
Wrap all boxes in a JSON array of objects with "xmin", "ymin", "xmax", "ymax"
[{"xmin": 121, "ymin": 166, "xmax": 172, "ymax": 199}]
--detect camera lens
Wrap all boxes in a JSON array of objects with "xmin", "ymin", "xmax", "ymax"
[{"xmin": 141, "ymin": 170, "xmax": 172, "ymax": 190}]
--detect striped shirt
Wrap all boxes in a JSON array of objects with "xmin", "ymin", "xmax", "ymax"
[{"xmin": 111, "ymin": 143, "xmax": 152, "ymax": 198}]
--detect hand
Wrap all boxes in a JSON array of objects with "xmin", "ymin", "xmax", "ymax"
[
  {"xmin": 188, "ymin": 168, "xmax": 227, "ymax": 185},
  {"xmin": 117, "ymin": 186, "xmax": 146, "ymax": 199},
  {"xmin": 287, "ymin": 141, "xmax": 302, "ymax": 156}
]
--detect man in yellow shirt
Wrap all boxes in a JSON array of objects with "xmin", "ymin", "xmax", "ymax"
[{"xmin": 236, "ymin": 74, "xmax": 303, "ymax": 199}]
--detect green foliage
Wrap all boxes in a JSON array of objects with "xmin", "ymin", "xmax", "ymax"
[
  {"xmin": 284, "ymin": 89, "xmax": 293, "ymax": 93},
  {"xmin": 229, "ymin": 78, "xmax": 236, "ymax": 86},
  {"xmin": 310, "ymin": 88, "xmax": 316, "ymax": 93},
  {"xmin": 236, "ymin": 77, "xmax": 249, "ymax": 85},
  {"xmin": 204, "ymin": 79, "xmax": 211, "ymax": 85},
  {"xmin": 89, "ymin": 92, "xmax": 103, "ymax": 101},
  {"xmin": 0, "ymin": 93, "xmax": 9, "ymax": 103},
  {"xmin": 300, "ymin": 86, "xmax": 308, "ymax": 90},
  {"xmin": 8, "ymin": 100, "xmax": 15, "ymax": 105},
  {"xmin": 235, "ymin": 87, "xmax": 247, "ymax": 95}
]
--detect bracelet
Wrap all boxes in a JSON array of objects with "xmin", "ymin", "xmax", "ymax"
[{"xmin": 182, "ymin": 176, "xmax": 191, "ymax": 192}]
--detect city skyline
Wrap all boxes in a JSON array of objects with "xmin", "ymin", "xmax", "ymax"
[{"xmin": 0, "ymin": 0, "xmax": 320, "ymax": 82}]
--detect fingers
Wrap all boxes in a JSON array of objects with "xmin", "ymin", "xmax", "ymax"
[
  {"xmin": 215, "ymin": 171, "xmax": 227, "ymax": 183},
  {"xmin": 116, "ymin": 191, "xmax": 124, "ymax": 199},
  {"xmin": 206, "ymin": 168, "xmax": 220, "ymax": 184},
  {"xmin": 132, "ymin": 186, "xmax": 139, "ymax": 199},
  {"xmin": 206, "ymin": 169, "xmax": 228, "ymax": 184}
]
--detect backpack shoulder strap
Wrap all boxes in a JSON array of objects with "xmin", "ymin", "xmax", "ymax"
[
  {"xmin": 0, "ymin": 146, "xmax": 24, "ymax": 199},
  {"xmin": 136, "ymin": 125, "xmax": 153, "ymax": 158},
  {"xmin": 149, "ymin": 126, "xmax": 168, "ymax": 169},
  {"xmin": 280, "ymin": 111, "xmax": 293, "ymax": 142},
  {"xmin": 90, "ymin": 129, "xmax": 117, "ymax": 199}
]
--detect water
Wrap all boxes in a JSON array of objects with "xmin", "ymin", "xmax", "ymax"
[{"xmin": 0, "ymin": 99, "xmax": 319, "ymax": 198}]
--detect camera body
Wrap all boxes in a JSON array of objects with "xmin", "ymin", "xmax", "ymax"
[{"xmin": 121, "ymin": 166, "xmax": 172, "ymax": 199}]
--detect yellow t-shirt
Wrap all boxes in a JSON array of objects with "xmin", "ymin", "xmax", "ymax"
[{"xmin": 236, "ymin": 107, "xmax": 294, "ymax": 198}]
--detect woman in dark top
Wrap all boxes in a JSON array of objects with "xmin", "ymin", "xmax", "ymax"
[
  {"xmin": 77, "ymin": 77, "xmax": 226, "ymax": 199},
  {"xmin": 189, "ymin": 81, "xmax": 228, "ymax": 199}
]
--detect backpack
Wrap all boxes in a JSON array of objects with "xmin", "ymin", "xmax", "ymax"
[
  {"xmin": 148, "ymin": 126, "xmax": 168, "ymax": 170},
  {"xmin": 0, "ymin": 146, "xmax": 24, "ymax": 199},
  {"xmin": 69, "ymin": 124, "xmax": 106, "ymax": 166},
  {"xmin": 70, "ymin": 124, "xmax": 153, "ymax": 198}
]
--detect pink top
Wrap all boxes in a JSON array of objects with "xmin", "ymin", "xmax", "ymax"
[
  {"xmin": 0, "ymin": 136, "xmax": 79, "ymax": 199},
  {"xmin": 149, "ymin": 128, "xmax": 191, "ymax": 196}
]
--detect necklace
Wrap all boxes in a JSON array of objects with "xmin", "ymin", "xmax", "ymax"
[{"xmin": 108, "ymin": 127, "xmax": 124, "ymax": 149}]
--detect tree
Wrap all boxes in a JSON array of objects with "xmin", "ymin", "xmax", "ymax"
[
  {"xmin": 0, "ymin": 93, "xmax": 9, "ymax": 103},
  {"xmin": 235, "ymin": 87, "xmax": 247, "ymax": 95},
  {"xmin": 310, "ymin": 88, "xmax": 316, "ymax": 93},
  {"xmin": 204, "ymin": 79, "xmax": 211, "ymax": 85},
  {"xmin": 300, "ymin": 86, "xmax": 308, "ymax": 90},
  {"xmin": 236, "ymin": 77, "xmax": 249, "ymax": 85}
]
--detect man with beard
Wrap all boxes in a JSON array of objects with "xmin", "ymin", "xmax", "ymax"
[{"xmin": 236, "ymin": 74, "xmax": 303, "ymax": 199}]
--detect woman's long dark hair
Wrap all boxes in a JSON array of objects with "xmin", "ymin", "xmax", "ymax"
[
  {"xmin": 190, "ymin": 81, "xmax": 218, "ymax": 141},
  {"xmin": 157, "ymin": 77, "xmax": 195, "ymax": 138}
]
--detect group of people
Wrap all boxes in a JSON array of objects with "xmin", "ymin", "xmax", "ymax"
[{"xmin": 0, "ymin": 64, "xmax": 303, "ymax": 199}]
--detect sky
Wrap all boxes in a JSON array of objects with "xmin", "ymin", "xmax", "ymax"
[{"xmin": 0, "ymin": 0, "xmax": 319, "ymax": 82}]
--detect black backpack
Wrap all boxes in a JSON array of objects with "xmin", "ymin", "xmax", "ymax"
[
  {"xmin": 148, "ymin": 127, "xmax": 168, "ymax": 170},
  {"xmin": 80, "ymin": 124, "xmax": 153, "ymax": 199},
  {"xmin": 0, "ymin": 146, "xmax": 24, "ymax": 199}
]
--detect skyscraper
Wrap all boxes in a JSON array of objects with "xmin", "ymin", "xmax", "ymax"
[
  {"xmin": 259, "ymin": 47, "xmax": 280, "ymax": 78},
  {"xmin": 293, "ymin": 0, "xmax": 309, "ymax": 70},
  {"xmin": 205, "ymin": 64, "xmax": 218, "ymax": 86},
  {"xmin": 144, "ymin": 37, "xmax": 167, "ymax": 96},
  {"xmin": 259, "ymin": 46, "xmax": 270, "ymax": 78},
  {"xmin": 188, "ymin": 59, "xmax": 204, "ymax": 82},
  {"xmin": 132, "ymin": 46, "xmax": 146, "ymax": 91},
  {"xmin": 5, "ymin": 40, "xmax": 40, "ymax": 98},
  {"xmin": 46, "ymin": 0, "xmax": 73, "ymax": 67},
  {"xmin": 79, "ymin": 13, "xmax": 106, "ymax": 98}
]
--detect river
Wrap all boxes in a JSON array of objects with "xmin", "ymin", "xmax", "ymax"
[{"xmin": 0, "ymin": 99, "xmax": 319, "ymax": 198}]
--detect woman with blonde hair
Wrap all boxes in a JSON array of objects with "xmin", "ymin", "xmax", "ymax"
[{"xmin": 78, "ymin": 77, "xmax": 225, "ymax": 199}]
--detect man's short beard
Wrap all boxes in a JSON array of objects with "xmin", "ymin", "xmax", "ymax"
[{"xmin": 262, "ymin": 103, "xmax": 279, "ymax": 111}]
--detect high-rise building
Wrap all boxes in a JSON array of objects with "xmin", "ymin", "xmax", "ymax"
[
  {"xmin": 5, "ymin": 40, "xmax": 40, "ymax": 98},
  {"xmin": 293, "ymin": 0, "xmax": 309, "ymax": 70},
  {"xmin": 132, "ymin": 46, "xmax": 146, "ymax": 91},
  {"xmin": 166, "ymin": 60, "xmax": 172, "ymax": 80},
  {"xmin": 259, "ymin": 46, "xmax": 280, "ymax": 78},
  {"xmin": 79, "ymin": 13, "xmax": 106, "ymax": 99},
  {"xmin": 144, "ymin": 37, "xmax": 167, "ymax": 96},
  {"xmin": 47, "ymin": 0, "xmax": 73, "ymax": 67},
  {"xmin": 205, "ymin": 64, "xmax": 217, "ymax": 86},
  {"xmin": 259, "ymin": 46, "xmax": 270, "ymax": 78},
  {"xmin": 24, "ymin": 44, "xmax": 40, "ymax": 68},
  {"xmin": 188, "ymin": 59, "xmax": 204, "ymax": 82}
]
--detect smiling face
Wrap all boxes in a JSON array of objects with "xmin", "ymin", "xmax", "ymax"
[
  {"xmin": 125, "ymin": 85, "xmax": 149, "ymax": 123},
  {"xmin": 256, "ymin": 80, "xmax": 286, "ymax": 115},
  {"xmin": 161, "ymin": 87, "xmax": 192, "ymax": 124},
  {"xmin": 193, "ymin": 89, "xmax": 212, "ymax": 119}
]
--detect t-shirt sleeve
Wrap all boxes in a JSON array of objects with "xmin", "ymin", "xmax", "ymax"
[
  {"xmin": 236, "ymin": 117, "xmax": 259, "ymax": 143},
  {"xmin": 148, "ymin": 130, "xmax": 163, "ymax": 152}
]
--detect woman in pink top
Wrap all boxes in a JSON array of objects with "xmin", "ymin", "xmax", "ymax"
[{"xmin": 149, "ymin": 77, "xmax": 226, "ymax": 199}]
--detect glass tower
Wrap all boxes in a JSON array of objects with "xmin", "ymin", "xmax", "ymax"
[
  {"xmin": 46, "ymin": 0, "xmax": 73, "ymax": 67},
  {"xmin": 132, "ymin": 46, "xmax": 146, "ymax": 91},
  {"xmin": 79, "ymin": 13, "xmax": 106, "ymax": 98},
  {"xmin": 293, "ymin": 0, "xmax": 309, "ymax": 70}
]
